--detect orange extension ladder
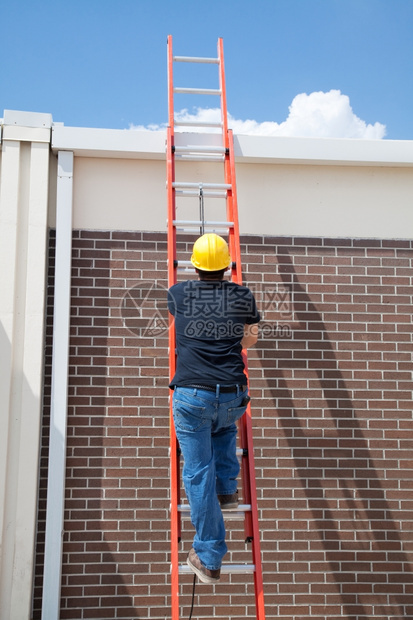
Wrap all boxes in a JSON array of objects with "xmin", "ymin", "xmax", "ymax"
[{"xmin": 166, "ymin": 35, "xmax": 266, "ymax": 620}]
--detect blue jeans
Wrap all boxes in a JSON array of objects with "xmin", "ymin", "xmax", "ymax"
[{"xmin": 172, "ymin": 386, "xmax": 249, "ymax": 570}]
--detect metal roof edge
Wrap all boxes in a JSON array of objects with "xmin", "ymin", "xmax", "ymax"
[
  {"xmin": 51, "ymin": 125, "xmax": 166, "ymax": 159},
  {"xmin": 50, "ymin": 123, "xmax": 413, "ymax": 167},
  {"xmin": 3, "ymin": 109, "xmax": 53, "ymax": 129},
  {"xmin": 233, "ymin": 134, "xmax": 413, "ymax": 167}
]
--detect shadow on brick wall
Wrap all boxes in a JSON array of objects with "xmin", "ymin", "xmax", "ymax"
[{"xmin": 257, "ymin": 247, "xmax": 412, "ymax": 618}]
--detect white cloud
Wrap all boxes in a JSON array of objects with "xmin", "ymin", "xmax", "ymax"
[{"xmin": 130, "ymin": 90, "xmax": 386, "ymax": 139}]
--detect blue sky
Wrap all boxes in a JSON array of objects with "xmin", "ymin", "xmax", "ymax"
[{"xmin": 2, "ymin": 0, "xmax": 413, "ymax": 139}]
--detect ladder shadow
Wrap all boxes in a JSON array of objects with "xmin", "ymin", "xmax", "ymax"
[{"xmin": 255, "ymin": 248, "xmax": 412, "ymax": 618}]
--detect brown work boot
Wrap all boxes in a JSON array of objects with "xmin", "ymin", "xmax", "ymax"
[
  {"xmin": 187, "ymin": 548, "xmax": 220, "ymax": 583},
  {"xmin": 218, "ymin": 490, "xmax": 239, "ymax": 510}
]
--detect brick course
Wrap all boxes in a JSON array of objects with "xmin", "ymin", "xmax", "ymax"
[{"xmin": 33, "ymin": 230, "xmax": 413, "ymax": 620}]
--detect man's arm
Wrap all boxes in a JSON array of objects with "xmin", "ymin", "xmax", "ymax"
[{"xmin": 241, "ymin": 323, "xmax": 259, "ymax": 349}]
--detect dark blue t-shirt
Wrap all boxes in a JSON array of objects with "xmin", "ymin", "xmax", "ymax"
[{"xmin": 168, "ymin": 279, "xmax": 260, "ymax": 388}]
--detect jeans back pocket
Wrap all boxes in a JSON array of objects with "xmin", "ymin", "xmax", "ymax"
[
  {"xmin": 226, "ymin": 395, "xmax": 250, "ymax": 425},
  {"xmin": 173, "ymin": 398, "xmax": 207, "ymax": 432}
]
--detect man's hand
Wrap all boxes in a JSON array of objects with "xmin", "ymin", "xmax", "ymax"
[{"xmin": 241, "ymin": 323, "xmax": 258, "ymax": 349}]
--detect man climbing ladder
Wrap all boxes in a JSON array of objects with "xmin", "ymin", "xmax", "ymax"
[
  {"xmin": 168, "ymin": 233, "xmax": 260, "ymax": 583},
  {"xmin": 166, "ymin": 35, "xmax": 266, "ymax": 620}
]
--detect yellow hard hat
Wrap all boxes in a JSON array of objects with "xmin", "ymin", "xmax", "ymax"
[{"xmin": 191, "ymin": 233, "xmax": 231, "ymax": 271}]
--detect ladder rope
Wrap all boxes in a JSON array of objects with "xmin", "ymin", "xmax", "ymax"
[
  {"xmin": 199, "ymin": 187, "xmax": 205, "ymax": 236},
  {"xmin": 188, "ymin": 574, "xmax": 197, "ymax": 620}
]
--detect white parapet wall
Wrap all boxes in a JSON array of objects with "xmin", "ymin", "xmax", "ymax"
[{"xmin": 50, "ymin": 123, "xmax": 413, "ymax": 238}]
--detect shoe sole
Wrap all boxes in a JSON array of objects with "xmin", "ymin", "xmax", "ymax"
[
  {"xmin": 220, "ymin": 502, "xmax": 239, "ymax": 510},
  {"xmin": 187, "ymin": 557, "xmax": 220, "ymax": 584}
]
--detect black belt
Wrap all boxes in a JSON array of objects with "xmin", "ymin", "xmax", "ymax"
[{"xmin": 186, "ymin": 384, "xmax": 248, "ymax": 393}]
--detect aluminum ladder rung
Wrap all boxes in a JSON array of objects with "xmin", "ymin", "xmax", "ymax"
[
  {"xmin": 172, "ymin": 181, "xmax": 231, "ymax": 190},
  {"xmin": 174, "ymin": 222, "xmax": 233, "ymax": 234},
  {"xmin": 179, "ymin": 511, "xmax": 247, "ymax": 521},
  {"xmin": 176, "ymin": 262, "xmax": 232, "ymax": 274},
  {"xmin": 171, "ymin": 446, "xmax": 244, "ymax": 456},
  {"xmin": 175, "ymin": 190, "xmax": 227, "ymax": 198},
  {"xmin": 175, "ymin": 155, "xmax": 225, "ymax": 162},
  {"xmin": 174, "ymin": 145, "xmax": 226, "ymax": 154},
  {"xmin": 179, "ymin": 563, "xmax": 255, "ymax": 575},
  {"xmin": 178, "ymin": 503, "xmax": 251, "ymax": 521},
  {"xmin": 173, "ymin": 220, "xmax": 233, "ymax": 227},
  {"xmin": 175, "ymin": 260, "xmax": 231, "ymax": 269},
  {"xmin": 174, "ymin": 120, "xmax": 223, "ymax": 128},
  {"xmin": 176, "ymin": 260, "xmax": 197, "ymax": 267},
  {"xmin": 173, "ymin": 55, "xmax": 219, "ymax": 64},
  {"xmin": 178, "ymin": 504, "xmax": 251, "ymax": 513},
  {"xmin": 174, "ymin": 87, "xmax": 221, "ymax": 96},
  {"xmin": 176, "ymin": 228, "xmax": 231, "ymax": 235}
]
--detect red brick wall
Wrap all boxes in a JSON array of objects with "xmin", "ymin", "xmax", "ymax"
[{"xmin": 34, "ymin": 230, "xmax": 413, "ymax": 620}]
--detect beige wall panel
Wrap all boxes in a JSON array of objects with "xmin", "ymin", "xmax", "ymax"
[
  {"xmin": 71, "ymin": 156, "xmax": 413, "ymax": 239},
  {"xmin": 237, "ymin": 163, "xmax": 413, "ymax": 238},
  {"xmin": 72, "ymin": 157, "xmax": 167, "ymax": 231}
]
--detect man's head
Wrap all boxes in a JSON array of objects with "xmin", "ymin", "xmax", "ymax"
[{"xmin": 191, "ymin": 233, "xmax": 231, "ymax": 281}]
